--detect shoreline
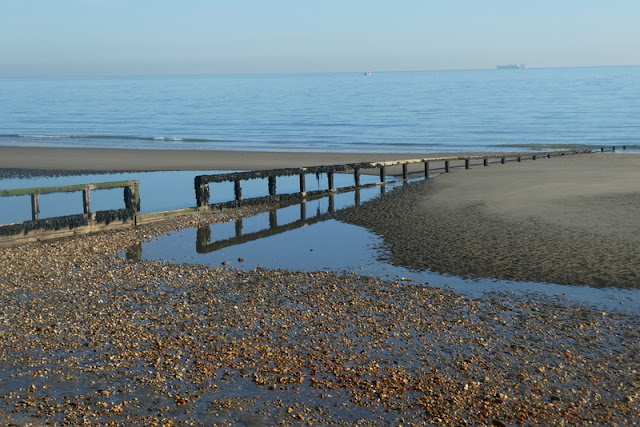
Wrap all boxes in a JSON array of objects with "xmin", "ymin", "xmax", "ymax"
[{"xmin": 0, "ymin": 146, "xmax": 462, "ymax": 173}]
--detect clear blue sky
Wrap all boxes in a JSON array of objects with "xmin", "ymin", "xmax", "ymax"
[{"xmin": 2, "ymin": 0, "xmax": 639, "ymax": 77}]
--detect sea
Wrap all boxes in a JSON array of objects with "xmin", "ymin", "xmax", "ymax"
[{"xmin": 1, "ymin": 66, "xmax": 639, "ymax": 153}]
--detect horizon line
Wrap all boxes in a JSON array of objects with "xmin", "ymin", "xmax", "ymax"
[{"xmin": 1, "ymin": 64, "xmax": 638, "ymax": 79}]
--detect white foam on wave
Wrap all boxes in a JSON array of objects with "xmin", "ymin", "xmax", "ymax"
[
  {"xmin": 18, "ymin": 134, "xmax": 70, "ymax": 139},
  {"xmin": 153, "ymin": 137, "xmax": 184, "ymax": 141}
]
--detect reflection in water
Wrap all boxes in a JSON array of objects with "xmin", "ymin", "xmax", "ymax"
[
  {"xmin": 196, "ymin": 188, "xmax": 368, "ymax": 253},
  {"xmin": 126, "ymin": 184, "xmax": 387, "ymax": 260},
  {"xmin": 126, "ymin": 242, "xmax": 142, "ymax": 261}
]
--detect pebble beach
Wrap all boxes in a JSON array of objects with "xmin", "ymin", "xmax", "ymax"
[{"xmin": 1, "ymin": 149, "xmax": 640, "ymax": 425}]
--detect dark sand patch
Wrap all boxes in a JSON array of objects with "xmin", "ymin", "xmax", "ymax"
[{"xmin": 336, "ymin": 154, "xmax": 640, "ymax": 288}]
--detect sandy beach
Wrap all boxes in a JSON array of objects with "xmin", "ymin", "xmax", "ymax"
[
  {"xmin": 2, "ymin": 148, "xmax": 640, "ymax": 424},
  {"xmin": 0, "ymin": 146, "xmax": 441, "ymax": 173}
]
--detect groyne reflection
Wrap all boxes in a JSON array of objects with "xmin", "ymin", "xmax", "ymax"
[
  {"xmin": 196, "ymin": 186, "xmax": 376, "ymax": 254},
  {"xmin": 126, "ymin": 183, "xmax": 393, "ymax": 261}
]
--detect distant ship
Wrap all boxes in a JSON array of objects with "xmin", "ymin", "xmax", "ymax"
[
  {"xmin": 364, "ymin": 71, "xmax": 372, "ymax": 76},
  {"xmin": 497, "ymin": 64, "xmax": 527, "ymax": 70}
]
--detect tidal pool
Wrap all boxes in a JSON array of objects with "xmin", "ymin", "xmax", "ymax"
[{"xmin": 129, "ymin": 184, "xmax": 640, "ymax": 315}]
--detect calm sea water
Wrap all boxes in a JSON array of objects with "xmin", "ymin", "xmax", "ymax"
[{"xmin": 1, "ymin": 67, "xmax": 639, "ymax": 153}]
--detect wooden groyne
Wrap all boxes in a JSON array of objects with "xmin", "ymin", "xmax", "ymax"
[
  {"xmin": 193, "ymin": 149, "xmax": 593, "ymax": 211},
  {"xmin": 0, "ymin": 147, "xmax": 619, "ymax": 245},
  {"xmin": 0, "ymin": 180, "xmax": 139, "ymax": 244}
]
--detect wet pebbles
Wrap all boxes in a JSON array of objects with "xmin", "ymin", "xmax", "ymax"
[{"xmin": 1, "ymin": 206, "xmax": 639, "ymax": 425}]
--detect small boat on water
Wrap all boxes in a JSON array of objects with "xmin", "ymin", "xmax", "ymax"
[
  {"xmin": 497, "ymin": 64, "xmax": 527, "ymax": 70},
  {"xmin": 364, "ymin": 71, "xmax": 372, "ymax": 75}
]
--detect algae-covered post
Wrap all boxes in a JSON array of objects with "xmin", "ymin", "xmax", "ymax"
[
  {"xmin": 354, "ymin": 166, "xmax": 361, "ymax": 187},
  {"xmin": 403, "ymin": 163, "xmax": 409, "ymax": 179},
  {"xmin": 234, "ymin": 180, "xmax": 242, "ymax": 201},
  {"xmin": 424, "ymin": 161, "xmax": 430, "ymax": 178},
  {"xmin": 445, "ymin": 160, "xmax": 450, "ymax": 173},
  {"xmin": 124, "ymin": 183, "xmax": 140, "ymax": 215},
  {"xmin": 465, "ymin": 159, "xmax": 470, "ymax": 170},
  {"xmin": 379, "ymin": 165, "xmax": 386, "ymax": 182},
  {"xmin": 83, "ymin": 189, "xmax": 91, "ymax": 214},
  {"xmin": 484, "ymin": 158, "xmax": 488, "ymax": 167},
  {"xmin": 299, "ymin": 172, "xmax": 306, "ymax": 193},
  {"xmin": 195, "ymin": 176, "xmax": 210, "ymax": 208},
  {"xmin": 268, "ymin": 176, "xmax": 277, "ymax": 196},
  {"xmin": 31, "ymin": 194, "xmax": 40, "ymax": 221}
]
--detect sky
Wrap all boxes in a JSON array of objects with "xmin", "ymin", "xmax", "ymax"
[{"xmin": 2, "ymin": 0, "xmax": 640, "ymax": 77}]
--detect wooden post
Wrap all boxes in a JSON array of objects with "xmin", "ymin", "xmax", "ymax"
[
  {"xmin": 355, "ymin": 188, "xmax": 361, "ymax": 206},
  {"xmin": 483, "ymin": 158, "xmax": 488, "ymax": 167},
  {"xmin": 300, "ymin": 201, "xmax": 307, "ymax": 221},
  {"xmin": 329, "ymin": 195, "xmax": 335, "ymax": 213},
  {"xmin": 234, "ymin": 180, "xmax": 242, "ymax": 201},
  {"xmin": 612, "ymin": 146, "xmax": 616, "ymax": 152},
  {"xmin": 354, "ymin": 167, "xmax": 361, "ymax": 187},
  {"xmin": 445, "ymin": 160, "xmax": 450, "ymax": 173},
  {"xmin": 299, "ymin": 172, "xmax": 306, "ymax": 193},
  {"xmin": 424, "ymin": 161, "xmax": 430, "ymax": 179},
  {"xmin": 82, "ymin": 189, "xmax": 91, "ymax": 214},
  {"xmin": 601, "ymin": 147, "xmax": 605, "ymax": 153},
  {"xmin": 328, "ymin": 171, "xmax": 335, "ymax": 191},
  {"xmin": 379, "ymin": 166, "xmax": 386, "ymax": 182},
  {"xmin": 517, "ymin": 156, "xmax": 521, "ymax": 162},
  {"xmin": 403, "ymin": 163, "xmax": 409, "ymax": 179},
  {"xmin": 31, "ymin": 193, "xmax": 40, "ymax": 221},
  {"xmin": 501, "ymin": 157, "xmax": 506, "ymax": 164},
  {"xmin": 268, "ymin": 176, "xmax": 276, "ymax": 196},
  {"xmin": 465, "ymin": 159, "xmax": 470, "ymax": 169},
  {"xmin": 623, "ymin": 145, "xmax": 627, "ymax": 150},
  {"xmin": 195, "ymin": 176, "xmax": 210, "ymax": 208},
  {"xmin": 124, "ymin": 184, "xmax": 140, "ymax": 215},
  {"xmin": 532, "ymin": 155, "xmax": 537, "ymax": 160}
]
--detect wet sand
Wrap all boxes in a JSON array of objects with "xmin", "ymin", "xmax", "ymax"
[
  {"xmin": 338, "ymin": 153, "xmax": 640, "ymax": 287},
  {"xmin": 2, "ymin": 150, "xmax": 640, "ymax": 424},
  {"xmin": 0, "ymin": 146, "xmax": 441, "ymax": 173}
]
